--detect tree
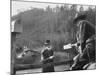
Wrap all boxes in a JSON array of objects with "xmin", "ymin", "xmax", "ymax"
[
  {"xmin": 46, "ymin": 5, "xmax": 52, "ymax": 12},
  {"xmin": 79, "ymin": 5, "xmax": 84, "ymax": 13}
]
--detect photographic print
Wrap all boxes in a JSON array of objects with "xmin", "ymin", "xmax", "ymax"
[{"xmin": 11, "ymin": 0, "xmax": 96, "ymax": 75}]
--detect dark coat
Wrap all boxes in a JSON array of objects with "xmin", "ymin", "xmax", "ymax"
[{"xmin": 42, "ymin": 48, "xmax": 54, "ymax": 72}]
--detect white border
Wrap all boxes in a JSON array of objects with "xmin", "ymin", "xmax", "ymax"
[
  {"xmin": 13, "ymin": 0, "xmax": 96, "ymax": 5},
  {"xmin": 0, "ymin": 0, "xmax": 98, "ymax": 75}
]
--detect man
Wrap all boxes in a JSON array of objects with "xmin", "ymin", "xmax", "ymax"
[
  {"xmin": 41, "ymin": 40, "xmax": 55, "ymax": 72},
  {"xmin": 70, "ymin": 14, "xmax": 96, "ymax": 70}
]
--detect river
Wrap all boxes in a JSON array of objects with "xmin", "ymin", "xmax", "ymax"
[{"xmin": 16, "ymin": 64, "xmax": 70, "ymax": 75}]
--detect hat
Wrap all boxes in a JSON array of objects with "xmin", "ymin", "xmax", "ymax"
[
  {"xmin": 73, "ymin": 14, "xmax": 87, "ymax": 24},
  {"xmin": 44, "ymin": 40, "xmax": 50, "ymax": 45}
]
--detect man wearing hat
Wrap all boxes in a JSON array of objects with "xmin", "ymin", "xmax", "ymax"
[
  {"xmin": 70, "ymin": 14, "xmax": 96, "ymax": 70},
  {"xmin": 41, "ymin": 40, "xmax": 55, "ymax": 72}
]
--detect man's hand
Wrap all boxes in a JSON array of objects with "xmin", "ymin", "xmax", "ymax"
[{"xmin": 40, "ymin": 56, "xmax": 54, "ymax": 62}]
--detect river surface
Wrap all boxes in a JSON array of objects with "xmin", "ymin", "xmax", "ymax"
[{"xmin": 16, "ymin": 64, "xmax": 70, "ymax": 75}]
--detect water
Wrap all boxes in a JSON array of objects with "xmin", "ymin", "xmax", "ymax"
[{"xmin": 16, "ymin": 64, "xmax": 70, "ymax": 75}]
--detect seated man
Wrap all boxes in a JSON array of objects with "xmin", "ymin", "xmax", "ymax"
[{"xmin": 70, "ymin": 14, "xmax": 96, "ymax": 70}]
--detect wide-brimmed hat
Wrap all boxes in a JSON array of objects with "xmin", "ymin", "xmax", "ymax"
[{"xmin": 73, "ymin": 14, "xmax": 87, "ymax": 24}]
